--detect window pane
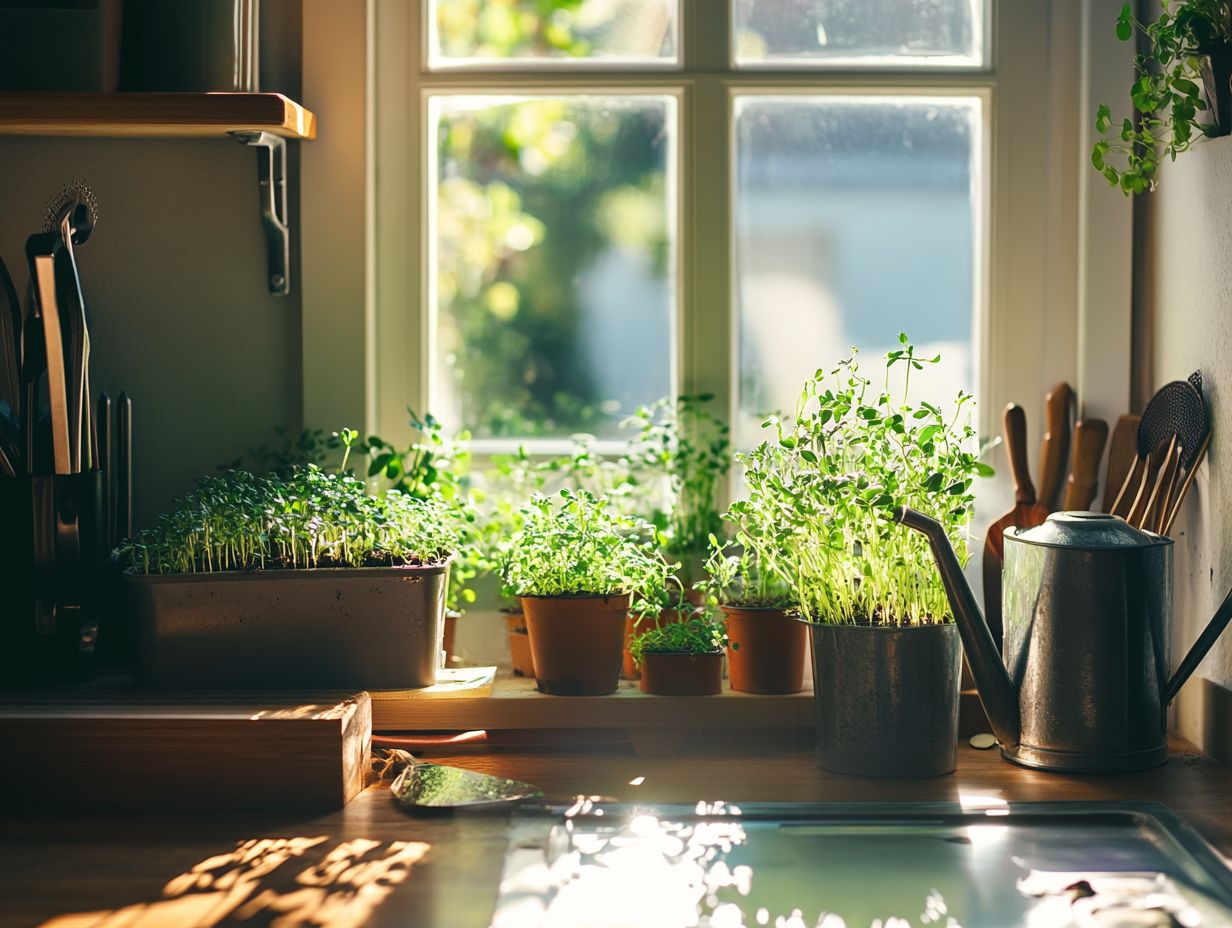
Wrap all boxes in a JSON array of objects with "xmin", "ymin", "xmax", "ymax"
[
  {"xmin": 734, "ymin": 96, "xmax": 981, "ymax": 448},
  {"xmin": 734, "ymin": 0, "xmax": 984, "ymax": 68},
  {"xmin": 431, "ymin": 95, "xmax": 676, "ymax": 440},
  {"xmin": 430, "ymin": 0, "xmax": 679, "ymax": 68}
]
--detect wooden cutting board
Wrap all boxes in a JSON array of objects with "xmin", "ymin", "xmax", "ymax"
[{"xmin": 0, "ymin": 690, "xmax": 371, "ymax": 810}]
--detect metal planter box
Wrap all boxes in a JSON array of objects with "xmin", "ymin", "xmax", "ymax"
[{"xmin": 129, "ymin": 563, "xmax": 449, "ymax": 689}]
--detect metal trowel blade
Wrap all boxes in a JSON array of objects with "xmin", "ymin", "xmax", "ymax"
[{"xmin": 390, "ymin": 763, "xmax": 544, "ymax": 811}]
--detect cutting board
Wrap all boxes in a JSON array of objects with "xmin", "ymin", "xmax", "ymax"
[{"xmin": 0, "ymin": 691, "xmax": 371, "ymax": 810}]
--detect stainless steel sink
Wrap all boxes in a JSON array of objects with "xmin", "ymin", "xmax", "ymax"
[{"xmin": 492, "ymin": 801, "xmax": 1232, "ymax": 927}]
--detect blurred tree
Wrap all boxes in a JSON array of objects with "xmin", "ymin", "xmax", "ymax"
[{"xmin": 433, "ymin": 1, "xmax": 675, "ymax": 439}]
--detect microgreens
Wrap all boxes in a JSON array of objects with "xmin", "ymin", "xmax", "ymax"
[
  {"xmin": 115, "ymin": 465, "xmax": 462, "ymax": 575},
  {"xmin": 498, "ymin": 488, "xmax": 679, "ymax": 619},
  {"xmin": 629, "ymin": 616, "xmax": 728, "ymax": 664},
  {"xmin": 740, "ymin": 335, "xmax": 989, "ymax": 626}
]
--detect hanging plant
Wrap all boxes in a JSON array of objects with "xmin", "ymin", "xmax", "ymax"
[{"xmin": 1093, "ymin": 0, "xmax": 1232, "ymax": 194}]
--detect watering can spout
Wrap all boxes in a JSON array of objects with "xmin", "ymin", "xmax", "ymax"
[{"xmin": 894, "ymin": 506, "xmax": 1021, "ymax": 748}]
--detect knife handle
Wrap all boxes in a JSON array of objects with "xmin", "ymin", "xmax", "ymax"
[
  {"xmin": 1062, "ymin": 418, "xmax": 1109, "ymax": 511},
  {"xmin": 98, "ymin": 392, "xmax": 113, "ymax": 546},
  {"xmin": 1004, "ymin": 404, "xmax": 1037, "ymax": 505},
  {"xmin": 117, "ymin": 392, "xmax": 132, "ymax": 541},
  {"xmin": 1036, "ymin": 382, "xmax": 1073, "ymax": 511}
]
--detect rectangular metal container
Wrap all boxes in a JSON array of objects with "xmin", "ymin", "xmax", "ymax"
[
  {"xmin": 129, "ymin": 563, "xmax": 448, "ymax": 689},
  {"xmin": 495, "ymin": 801, "xmax": 1232, "ymax": 928}
]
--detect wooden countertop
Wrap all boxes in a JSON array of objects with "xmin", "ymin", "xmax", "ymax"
[{"xmin": 1, "ymin": 737, "xmax": 1228, "ymax": 928}]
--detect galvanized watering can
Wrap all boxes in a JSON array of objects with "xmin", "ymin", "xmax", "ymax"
[{"xmin": 896, "ymin": 508, "xmax": 1232, "ymax": 773}]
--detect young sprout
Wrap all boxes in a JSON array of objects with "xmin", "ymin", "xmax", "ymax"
[{"xmin": 629, "ymin": 616, "xmax": 728, "ymax": 665}]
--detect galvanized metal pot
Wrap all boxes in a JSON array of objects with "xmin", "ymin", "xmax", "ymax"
[
  {"xmin": 130, "ymin": 563, "xmax": 449, "ymax": 689},
  {"xmin": 811, "ymin": 622, "xmax": 961, "ymax": 778}
]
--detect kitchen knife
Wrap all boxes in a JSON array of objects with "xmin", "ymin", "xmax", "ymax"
[
  {"xmin": 117, "ymin": 391, "xmax": 131, "ymax": 539},
  {"xmin": 1036, "ymin": 381, "xmax": 1073, "ymax": 511},
  {"xmin": 26, "ymin": 234, "xmax": 72, "ymax": 475},
  {"xmin": 56, "ymin": 209, "xmax": 92, "ymax": 472},
  {"xmin": 1061, "ymin": 418, "xmax": 1109, "ymax": 511},
  {"xmin": 0, "ymin": 255, "xmax": 21, "ymax": 421},
  {"xmin": 98, "ymin": 392, "xmax": 113, "ymax": 546}
]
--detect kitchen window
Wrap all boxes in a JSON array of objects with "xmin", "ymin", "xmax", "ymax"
[{"xmin": 363, "ymin": 0, "xmax": 1075, "ymax": 460}]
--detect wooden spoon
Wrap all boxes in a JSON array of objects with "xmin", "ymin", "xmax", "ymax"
[
  {"xmin": 983, "ymin": 404, "xmax": 1050, "ymax": 645},
  {"xmin": 1036, "ymin": 382, "xmax": 1073, "ymax": 511},
  {"xmin": 1062, "ymin": 418, "xmax": 1109, "ymax": 511}
]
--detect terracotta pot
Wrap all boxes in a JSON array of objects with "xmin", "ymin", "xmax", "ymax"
[
  {"xmin": 521, "ymin": 594, "xmax": 629, "ymax": 696},
  {"xmin": 721, "ymin": 604, "xmax": 808, "ymax": 694},
  {"xmin": 622, "ymin": 606, "xmax": 690, "ymax": 680},
  {"xmin": 443, "ymin": 611, "xmax": 459, "ymax": 663},
  {"xmin": 504, "ymin": 610, "xmax": 536, "ymax": 678},
  {"xmin": 639, "ymin": 651, "xmax": 723, "ymax": 696}
]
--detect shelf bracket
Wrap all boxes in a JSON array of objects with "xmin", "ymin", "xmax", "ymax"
[{"xmin": 230, "ymin": 130, "xmax": 291, "ymax": 297}]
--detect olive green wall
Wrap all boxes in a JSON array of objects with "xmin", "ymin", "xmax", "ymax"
[
  {"xmin": 0, "ymin": 137, "xmax": 303, "ymax": 530},
  {"xmin": 0, "ymin": 2, "xmax": 305, "ymax": 530}
]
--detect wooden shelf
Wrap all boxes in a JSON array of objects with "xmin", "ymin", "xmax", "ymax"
[
  {"xmin": 0, "ymin": 92, "xmax": 316, "ymax": 140},
  {"xmin": 372, "ymin": 673, "xmax": 816, "ymax": 732}
]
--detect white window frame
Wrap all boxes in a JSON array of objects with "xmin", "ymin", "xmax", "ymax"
[{"xmin": 302, "ymin": 0, "xmax": 1134, "ymax": 484}]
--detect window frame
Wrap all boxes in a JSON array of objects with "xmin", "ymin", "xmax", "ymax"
[
  {"xmin": 347, "ymin": 0, "xmax": 1122, "ymax": 482},
  {"xmin": 395, "ymin": 0, "xmax": 1008, "ymax": 454}
]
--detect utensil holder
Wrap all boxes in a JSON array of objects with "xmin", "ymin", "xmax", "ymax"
[{"xmin": 0, "ymin": 471, "xmax": 105, "ymax": 686}]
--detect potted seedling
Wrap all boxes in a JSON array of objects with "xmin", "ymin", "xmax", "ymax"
[
  {"xmin": 623, "ymin": 393, "xmax": 732, "ymax": 588},
  {"xmin": 1093, "ymin": 0, "xmax": 1232, "ymax": 193},
  {"xmin": 499, "ymin": 488, "xmax": 678, "ymax": 696},
  {"xmin": 697, "ymin": 520, "xmax": 805, "ymax": 696},
  {"xmin": 478, "ymin": 445, "xmax": 551, "ymax": 678},
  {"xmin": 117, "ymin": 432, "xmax": 465, "ymax": 689},
  {"xmin": 630, "ymin": 615, "xmax": 728, "ymax": 696},
  {"xmin": 620, "ymin": 394, "xmax": 732, "ymax": 679},
  {"xmin": 745, "ymin": 335, "xmax": 989, "ymax": 777}
]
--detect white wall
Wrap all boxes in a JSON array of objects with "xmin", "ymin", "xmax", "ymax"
[
  {"xmin": 1138, "ymin": 134, "xmax": 1232, "ymax": 756},
  {"xmin": 0, "ymin": 136, "xmax": 303, "ymax": 529}
]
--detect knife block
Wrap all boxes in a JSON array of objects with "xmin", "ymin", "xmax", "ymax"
[{"xmin": 0, "ymin": 472, "xmax": 106, "ymax": 687}]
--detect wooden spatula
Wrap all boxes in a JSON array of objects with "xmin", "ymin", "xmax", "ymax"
[
  {"xmin": 1062, "ymin": 418, "xmax": 1109, "ymax": 511},
  {"xmin": 1036, "ymin": 382, "xmax": 1073, "ymax": 511},
  {"xmin": 983, "ymin": 404, "xmax": 1050, "ymax": 646},
  {"xmin": 1102, "ymin": 414, "xmax": 1141, "ymax": 512}
]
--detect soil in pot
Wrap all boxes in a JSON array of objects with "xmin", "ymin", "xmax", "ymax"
[
  {"xmin": 639, "ymin": 651, "xmax": 723, "ymax": 696},
  {"xmin": 721, "ymin": 605, "xmax": 808, "ymax": 694},
  {"xmin": 504, "ymin": 609, "xmax": 536, "ymax": 678},
  {"xmin": 810, "ymin": 621, "xmax": 961, "ymax": 778},
  {"xmin": 621, "ymin": 606, "xmax": 690, "ymax": 680},
  {"xmin": 521, "ymin": 593, "xmax": 629, "ymax": 696}
]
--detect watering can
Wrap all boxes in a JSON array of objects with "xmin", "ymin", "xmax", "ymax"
[{"xmin": 896, "ymin": 508, "xmax": 1232, "ymax": 772}]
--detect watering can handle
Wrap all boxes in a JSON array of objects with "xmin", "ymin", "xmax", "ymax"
[{"xmin": 1164, "ymin": 585, "xmax": 1232, "ymax": 705}]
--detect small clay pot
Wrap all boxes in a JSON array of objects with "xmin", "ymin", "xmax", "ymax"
[
  {"xmin": 521, "ymin": 594, "xmax": 629, "ymax": 696},
  {"xmin": 504, "ymin": 610, "xmax": 536, "ymax": 678},
  {"xmin": 721, "ymin": 604, "xmax": 808, "ymax": 695},
  {"xmin": 622, "ymin": 606, "xmax": 690, "ymax": 680},
  {"xmin": 639, "ymin": 651, "xmax": 723, "ymax": 696},
  {"xmin": 443, "ymin": 610, "xmax": 460, "ymax": 663}
]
